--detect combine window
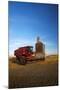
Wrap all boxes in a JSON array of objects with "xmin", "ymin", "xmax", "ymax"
[{"xmin": 28, "ymin": 47, "xmax": 33, "ymax": 53}]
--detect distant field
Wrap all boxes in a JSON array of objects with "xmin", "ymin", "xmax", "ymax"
[{"xmin": 9, "ymin": 55, "xmax": 58, "ymax": 89}]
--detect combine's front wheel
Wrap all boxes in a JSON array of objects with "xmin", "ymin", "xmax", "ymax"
[{"xmin": 19, "ymin": 56, "xmax": 27, "ymax": 65}]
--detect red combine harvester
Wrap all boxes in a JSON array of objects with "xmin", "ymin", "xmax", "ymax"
[
  {"xmin": 14, "ymin": 46, "xmax": 34, "ymax": 64},
  {"xmin": 14, "ymin": 45, "xmax": 45, "ymax": 65},
  {"xmin": 14, "ymin": 37, "xmax": 45, "ymax": 65}
]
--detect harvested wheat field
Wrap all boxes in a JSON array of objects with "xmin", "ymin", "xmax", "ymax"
[{"xmin": 9, "ymin": 55, "xmax": 58, "ymax": 89}]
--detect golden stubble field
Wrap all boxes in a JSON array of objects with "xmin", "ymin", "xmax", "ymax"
[{"xmin": 9, "ymin": 55, "xmax": 58, "ymax": 89}]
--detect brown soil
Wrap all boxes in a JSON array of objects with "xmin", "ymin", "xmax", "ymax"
[{"xmin": 9, "ymin": 55, "xmax": 58, "ymax": 88}]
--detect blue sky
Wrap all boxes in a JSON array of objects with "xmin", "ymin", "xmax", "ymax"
[{"xmin": 8, "ymin": 1, "xmax": 58, "ymax": 56}]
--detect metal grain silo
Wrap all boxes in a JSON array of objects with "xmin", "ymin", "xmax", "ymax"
[{"xmin": 35, "ymin": 37, "xmax": 45, "ymax": 60}]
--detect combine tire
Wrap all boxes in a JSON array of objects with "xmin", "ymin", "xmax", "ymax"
[{"xmin": 19, "ymin": 56, "xmax": 27, "ymax": 65}]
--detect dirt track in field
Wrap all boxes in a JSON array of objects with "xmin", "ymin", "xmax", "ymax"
[{"xmin": 9, "ymin": 55, "xmax": 58, "ymax": 89}]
